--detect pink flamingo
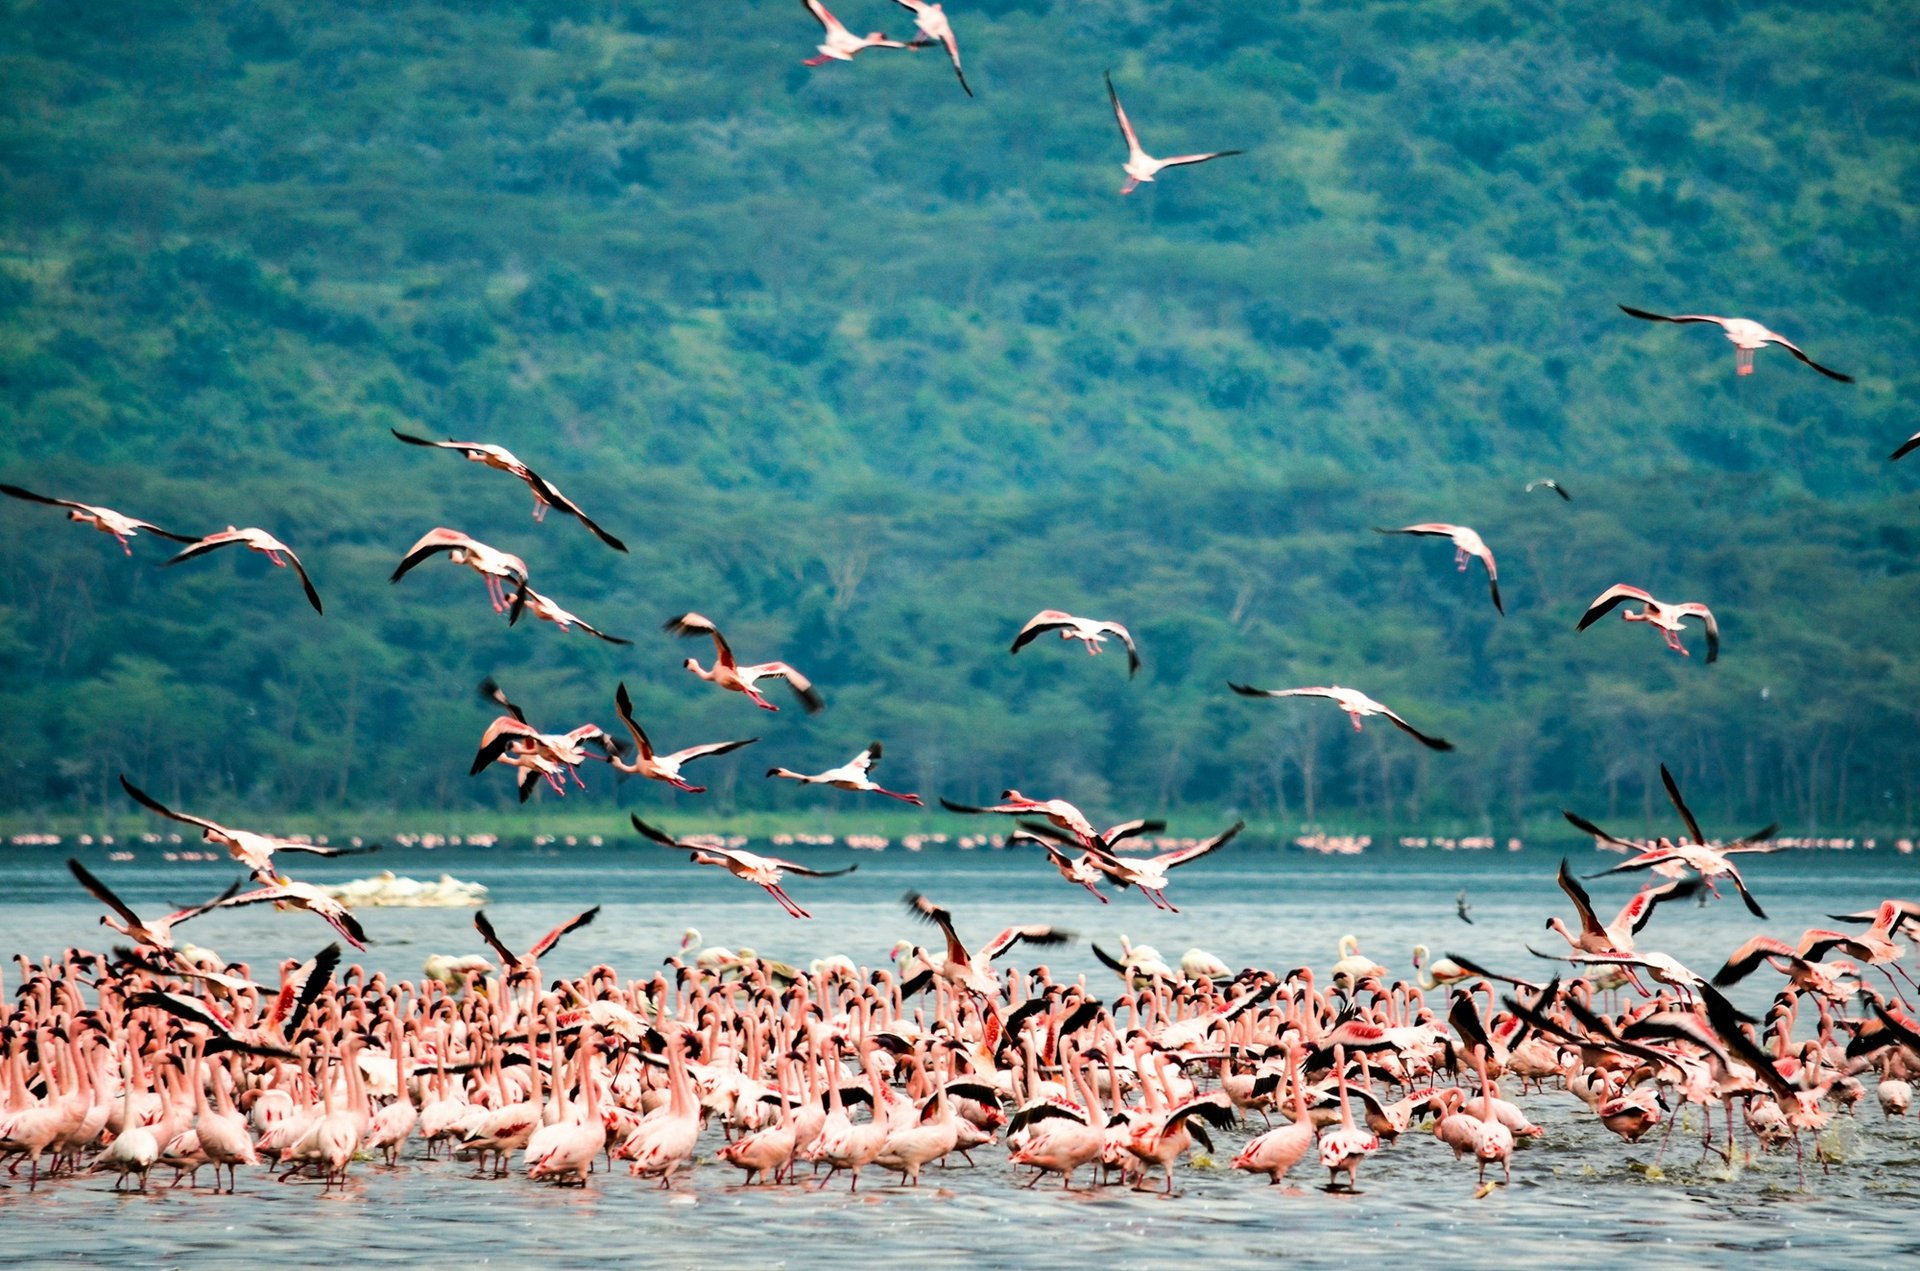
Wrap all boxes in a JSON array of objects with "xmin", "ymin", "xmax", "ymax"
[
  {"xmin": 1229, "ymin": 682, "xmax": 1453, "ymax": 751},
  {"xmin": 389, "ymin": 429, "xmax": 625, "ymax": 549},
  {"xmin": 766, "ymin": 741, "xmax": 925, "ymax": 805},
  {"xmin": 164, "ymin": 526, "xmax": 323, "ymax": 613},
  {"xmin": 1374, "ymin": 523, "xmax": 1502, "ymax": 614},
  {"xmin": 632, "ymin": 815, "xmax": 857, "ymax": 919},
  {"xmin": 663, "ymin": 612, "xmax": 824, "ymax": 713},
  {"xmin": 1577, "ymin": 584, "xmax": 1720, "ymax": 662},
  {"xmin": 0, "ymin": 484, "xmax": 192, "ymax": 555},
  {"xmin": 1010, "ymin": 609, "xmax": 1140, "ymax": 676},
  {"xmin": 1618, "ymin": 305, "xmax": 1852, "ymax": 381},
  {"xmin": 1106, "ymin": 71, "xmax": 1242, "ymax": 195}
]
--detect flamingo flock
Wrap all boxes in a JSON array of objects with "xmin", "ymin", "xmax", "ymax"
[{"xmin": 4, "ymin": 0, "xmax": 1914, "ymax": 1227}]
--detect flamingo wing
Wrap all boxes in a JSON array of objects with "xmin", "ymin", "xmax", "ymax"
[
  {"xmin": 758, "ymin": 662, "xmax": 824, "ymax": 713},
  {"xmin": 1670, "ymin": 603, "xmax": 1719, "ymax": 663},
  {"xmin": 1, "ymin": 483, "xmax": 92, "ymax": 513},
  {"xmin": 1150, "ymin": 819, "xmax": 1245, "ymax": 869},
  {"xmin": 1379, "ymin": 707, "xmax": 1453, "ymax": 751},
  {"xmin": 1554, "ymin": 858, "xmax": 1605, "ymax": 939},
  {"xmin": 1101, "ymin": 818, "xmax": 1165, "ymax": 846},
  {"xmin": 280, "ymin": 547, "xmax": 324, "ymax": 614},
  {"xmin": 119, "ymin": 775, "xmax": 230, "ymax": 837},
  {"xmin": 803, "ymin": 0, "xmax": 846, "ymax": 36},
  {"xmin": 903, "ymin": 892, "xmax": 968, "ymax": 965},
  {"xmin": 388, "ymin": 429, "xmax": 483, "ymax": 456},
  {"xmin": 1891, "ymin": 432, "xmax": 1920, "ymax": 462},
  {"xmin": 1658, "ymin": 764, "xmax": 1707, "ymax": 844},
  {"xmin": 1576, "ymin": 584, "xmax": 1656, "ymax": 631},
  {"xmin": 629, "ymin": 813, "xmax": 692, "ymax": 850},
  {"xmin": 662, "ymin": 612, "xmax": 736, "ymax": 669},
  {"xmin": 67, "ymin": 858, "xmax": 146, "ymax": 932},
  {"xmin": 1228, "ymin": 682, "xmax": 1336, "ymax": 700},
  {"xmin": 1761, "ymin": 331, "xmax": 1853, "ymax": 383},
  {"xmin": 1157, "ymin": 150, "xmax": 1243, "ymax": 169},
  {"xmin": 1622, "ymin": 877, "xmax": 1701, "ymax": 935},
  {"xmin": 850, "ymin": 741, "xmax": 882, "ymax": 775},
  {"xmin": 1009, "ymin": 610, "xmax": 1076, "ymax": 655},
  {"xmin": 612, "ymin": 682, "xmax": 655, "ymax": 759},
  {"xmin": 389, "ymin": 530, "xmax": 468, "ymax": 582},
  {"xmin": 472, "ymin": 909, "xmax": 519, "ymax": 966},
  {"xmin": 1097, "ymin": 620, "xmax": 1142, "ymax": 677},
  {"xmin": 1560, "ymin": 808, "xmax": 1645, "ymax": 853},
  {"xmin": 667, "ymin": 736, "xmax": 759, "ymax": 765},
  {"xmin": 1104, "ymin": 72, "xmax": 1144, "ymax": 159},
  {"xmin": 981, "ymin": 924, "xmax": 1074, "ymax": 962},
  {"xmin": 523, "ymin": 470, "xmax": 628, "ymax": 552},
  {"xmin": 527, "ymin": 906, "xmax": 601, "ymax": 958},
  {"xmin": 1617, "ymin": 305, "xmax": 1727, "ymax": 327},
  {"xmin": 162, "ymin": 530, "xmax": 249, "ymax": 565},
  {"xmin": 765, "ymin": 857, "xmax": 858, "ymax": 879}
]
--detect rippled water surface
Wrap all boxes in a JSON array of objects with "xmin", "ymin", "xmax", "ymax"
[{"xmin": 3, "ymin": 841, "xmax": 1919, "ymax": 1267}]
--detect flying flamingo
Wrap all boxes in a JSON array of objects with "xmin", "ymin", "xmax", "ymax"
[
  {"xmin": 189, "ymin": 879, "xmax": 371, "ymax": 950},
  {"xmin": 389, "ymin": 429, "xmax": 626, "ymax": 550},
  {"xmin": 1007, "ymin": 829, "xmax": 1114, "ymax": 901},
  {"xmin": 65, "ymin": 858, "xmax": 236, "ymax": 952},
  {"xmin": 1229, "ymin": 682, "xmax": 1453, "ymax": 751},
  {"xmin": 390, "ymin": 527, "xmax": 529, "ymax": 614},
  {"xmin": 631, "ymin": 815, "xmax": 857, "ymax": 918},
  {"xmin": 1106, "ymin": 70, "xmax": 1242, "ymax": 196},
  {"xmin": 800, "ymin": 0, "xmax": 910, "ymax": 66},
  {"xmin": 1374, "ymin": 523, "xmax": 1502, "ymax": 614},
  {"xmin": 0, "ymin": 484, "xmax": 193, "ymax": 555},
  {"xmin": 939, "ymin": 790, "xmax": 1101, "ymax": 846},
  {"xmin": 1010, "ymin": 610, "xmax": 1141, "ymax": 676},
  {"xmin": 119, "ymin": 775, "xmax": 376, "ymax": 882},
  {"xmin": 1525, "ymin": 478, "xmax": 1572, "ymax": 501},
  {"xmin": 164, "ymin": 526, "xmax": 324, "ymax": 613},
  {"xmin": 1568, "ymin": 765, "xmax": 1780, "ymax": 916},
  {"xmin": 894, "ymin": 1, "xmax": 969, "ymax": 95},
  {"xmin": 766, "ymin": 741, "xmax": 926, "ymax": 805},
  {"xmin": 505, "ymin": 585, "xmax": 630, "ymax": 644},
  {"xmin": 1542, "ymin": 857, "xmax": 1700, "ymax": 960},
  {"xmin": 1618, "ymin": 305, "xmax": 1853, "ymax": 382},
  {"xmin": 1576, "ymin": 584, "xmax": 1719, "ymax": 663},
  {"xmin": 1076, "ymin": 820, "xmax": 1245, "ymax": 912},
  {"xmin": 472, "ymin": 906, "xmax": 600, "ymax": 985},
  {"xmin": 663, "ymin": 612, "xmax": 824, "ymax": 713},
  {"xmin": 901, "ymin": 892, "xmax": 1072, "ymax": 996},
  {"xmin": 602, "ymin": 682, "xmax": 757, "ymax": 793}
]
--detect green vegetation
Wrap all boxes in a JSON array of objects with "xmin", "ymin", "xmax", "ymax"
[{"xmin": 2, "ymin": 0, "xmax": 1916, "ymax": 836}]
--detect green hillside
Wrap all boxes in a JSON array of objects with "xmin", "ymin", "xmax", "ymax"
[{"xmin": 2, "ymin": 0, "xmax": 1916, "ymax": 836}]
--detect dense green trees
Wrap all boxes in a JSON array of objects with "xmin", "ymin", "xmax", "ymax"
[{"xmin": 1, "ymin": 0, "xmax": 1916, "ymax": 836}]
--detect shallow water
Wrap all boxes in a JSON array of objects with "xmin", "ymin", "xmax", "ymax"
[{"xmin": 3, "ymin": 841, "xmax": 1918, "ymax": 1267}]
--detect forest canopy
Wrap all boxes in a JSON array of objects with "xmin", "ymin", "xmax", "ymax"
[{"xmin": 2, "ymin": 0, "xmax": 1916, "ymax": 836}]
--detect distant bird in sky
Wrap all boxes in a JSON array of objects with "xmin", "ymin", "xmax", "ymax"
[
  {"xmin": 1373, "ymin": 523, "xmax": 1502, "ymax": 615},
  {"xmin": 1576, "ymin": 584, "xmax": 1719, "ymax": 664},
  {"xmin": 800, "ymin": 0, "xmax": 911, "ymax": 67},
  {"xmin": 632, "ymin": 814, "xmax": 857, "ymax": 919},
  {"xmin": 1617, "ymin": 305, "xmax": 1853, "ymax": 382},
  {"xmin": 506, "ymin": 585, "xmax": 630, "ymax": 644},
  {"xmin": 0, "ymin": 484, "xmax": 193, "ymax": 555},
  {"xmin": 663, "ymin": 612, "xmax": 825, "ymax": 713},
  {"xmin": 163, "ymin": 526, "xmax": 324, "ymax": 613},
  {"xmin": 119, "ymin": 775, "xmax": 376, "ymax": 881},
  {"xmin": 391, "ymin": 527, "xmax": 529, "ymax": 615},
  {"xmin": 389, "ymin": 430, "xmax": 626, "ymax": 551},
  {"xmin": 894, "ymin": 0, "xmax": 969, "ymax": 96},
  {"xmin": 1229, "ymin": 683, "xmax": 1453, "ymax": 751},
  {"xmin": 1106, "ymin": 71, "xmax": 1242, "ymax": 196},
  {"xmin": 1456, "ymin": 889, "xmax": 1474, "ymax": 925},
  {"xmin": 603, "ymin": 682, "xmax": 757, "ymax": 794},
  {"xmin": 1010, "ymin": 610, "xmax": 1140, "ymax": 676},
  {"xmin": 1891, "ymin": 432, "xmax": 1920, "ymax": 462},
  {"xmin": 1525, "ymin": 478, "xmax": 1571, "ymax": 501},
  {"xmin": 767, "ymin": 741, "xmax": 926, "ymax": 805}
]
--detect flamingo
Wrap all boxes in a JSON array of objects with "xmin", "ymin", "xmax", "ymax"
[
  {"xmin": 1525, "ymin": 478, "xmax": 1572, "ymax": 501},
  {"xmin": 663, "ymin": 612, "xmax": 824, "ymax": 713},
  {"xmin": 472, "ymin": 906, "xmax": 600, "ymax": 985},
  {"xmin": 1543, "ymin": 857, "xmax": 1700, "ymax": 963},
  {"xmin": 893, "ymin": 1, "xmax": 969, "ymax": 95},
  {"xmin": 187, "ymin": 879, "xmax": 371, "ymax": 950},
  {"xmin": 1232, "ymin": 1044, "xmax": 1316, "ymax": 1183},
  {"xmin": 119, "ymin": 775, "xmax": 375, "ymax": 882},
  {"xmin": 1576, "ymin": 584, "xmax": 1720, "ymax": 663},
  {"xmin": 64, "ymin": 858, "xmax": 235, "ymax": 952},
  {"xmin": 0, "ymin": 484, "xmax": 193, "ymax": 554},
  {"xmin": 1105, "ymin": 71, "xmax": 1242, "ymax": 195},
  {"xmin": 939, "ymin": 790, "xmax": 1100, "ymax": 846},
  {"xmin": 1009, "ymin": 610, "xmax": 1140, "ymax": 676},
  {"xmin": 506, "ymin": 586, "xmax": 630, "ymax": 644},
  {"xmin": 389, "ymin": 429, "xmax": 626, "ymax": 550},
  {"xmin": 390, "ymin": 527, "xmax": 529, "ymax": 614},
  {"xmin": 1078, "ymin": 820, "xmax": 1245, "ymax": 911},
  {"xmin": 163, "ymin": 526, "xmax": 323, "ymax": 613},
  {"xmin": 1007, "ymin": 829, "xmax": 1112, "ymax": 901},
  {"xmin": 1229, "ymin": 682, "xmax": 1453, "ymax": 751},
  {"xmin": 901, "ymin": 893, "xmax": 1072, "ymax": 997},
  {"xmin": 601, "ymin": 682, "xmax": 757, "ymax": 793},
  {"xmin": 1316, "ymin": 1045, "xmax": 1380, "ymax": 1190},
  {"xmin": 1618, "ymin": 305, "xmax": 1852, "ymax": 381},
  {"xmin": 766, "ymin": 741, "xmax": 925, "ymax": 805},
  {"xmin": 632, "ymin": 815, "xmax": 857, "ymax": 918},
  {"xmin": 1374, "ymin": 523, "xmax": 1502, "ymax": 614},
  {"xmin": 800, "ymin": 0, "xmax": 909, "ymax": 67}
]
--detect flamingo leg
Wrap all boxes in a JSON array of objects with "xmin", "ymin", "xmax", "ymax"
[
  {"xmin": 115, "ymin": 534, "xmax": 133, "ymax": 556},
  {"xmin": 1348, "ymin": 713, "xmax": 1365, "ymax": 732},
  {"xmin": 746, "ymin": 689, "xmax": 779, "ymax": 712}
]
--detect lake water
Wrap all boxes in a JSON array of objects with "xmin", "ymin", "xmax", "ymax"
[{"xmin": 3, "ymin": 839, "xmax": 1918, "ymax": 1267}]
